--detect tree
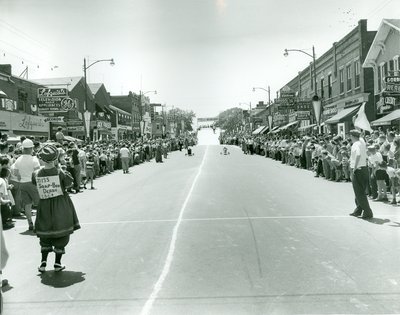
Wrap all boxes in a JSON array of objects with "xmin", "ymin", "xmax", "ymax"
[
  {"xmin": 216, "ymin": 107, "xmax": 243, "ymax": 132},
  {"xmin": 167, "ymin": 108, "xmax": 196, "ymax": 132}
]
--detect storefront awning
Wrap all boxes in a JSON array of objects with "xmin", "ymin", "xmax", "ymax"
[
  {"xmin": 298, "ymin": 124, "xmax": 316, "ymax": 131},
  {"xmin": 324, "ymin": 105, "xmax": 360, "ymax": 124},
  {"xmin": 269, "ymin": 125, "xmax": 281, "ymax": 134},
  {"xmin": 0, "ymin": 89, "xmax": 7, "ymax": 98},
  {"xmin": 279, "ymin": 120, "xmax": 299, "ymax": 131},
  {"xmin": 252, "ymin": 125, "xmax": 268, "ymax": 135},
  {"xmin": 260, "ymin": 126, "xmax": 269, "ymax": 134},
  {"xmin": 64, "ymin": 135, "xmax": 84, "ymax": 143},
  {"xmin": 371, "ymin": 109, "xmax": 400, "ymax": 126}
]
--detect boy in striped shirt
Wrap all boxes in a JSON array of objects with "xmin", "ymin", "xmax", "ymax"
[{"xmin": 85, "ymin": 154, "xmax": 95, "ymax": 190}]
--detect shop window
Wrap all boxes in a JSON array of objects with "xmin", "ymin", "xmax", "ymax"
[
  {"xmin": 354, "ymin": 60, "xmax": 360, "ymax": 88},
  {"xmin": 346, "ymin": 65, "xmax": 352, "ymax": 91},
  {"xmin": 394, "ymin": 56, "xmax": 399, "ymax": 75},
  {"xmin": 378, "ymin": 65, "xmax": 382, "ymax": 92},
  {"xmin": 389, "ymin": 59, "xmax": 395, "ymax": 74},
  {"xmin": 327, "ymin": 74, "xmax": 332, "ymax": 98},
  {"xmin": 379, "ymin": 63, "xmax": 386, "ymax": 92},
  {"xmin": 320, "ymin": 78, "xmax": 324, "ymax": 98},
  {"xmin": 339, "ymin": 68, "xmax": 344, "ymax": 94},
  {"xmin": 17, "ymin": 89, "xmax": 28, "ymax": 112}
]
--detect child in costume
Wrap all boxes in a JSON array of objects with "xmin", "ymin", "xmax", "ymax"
[{"xmin": 33, "ymin": 144, "xmax": 80, "ymax": 272}]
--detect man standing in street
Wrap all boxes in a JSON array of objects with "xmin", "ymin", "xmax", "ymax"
[
  {"xmin": 12, "ymin": 139, "xmax": 40, "ymax": 230},
  {"xmin": 349, "ymin": 129, "xmax": 374, "ymax": 220},
  {"xmin": 120, "ymin": 143, "xmax": 130, "ymax": 174}
]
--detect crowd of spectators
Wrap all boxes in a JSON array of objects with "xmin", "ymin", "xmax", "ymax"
[{"xmin": 220, "ymin": 129, "xmax": 400, "ymax": 204}]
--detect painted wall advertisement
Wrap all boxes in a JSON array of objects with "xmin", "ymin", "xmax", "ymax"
[{"xmin": 0, "ymin": 111, "xmax": 49, "ymax": 133}]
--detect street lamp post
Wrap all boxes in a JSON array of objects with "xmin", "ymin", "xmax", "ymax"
[
  {"xmin": 239, "ymin": 102, "xmax": 252, "ymax": 132},
  {"xmin": 253, "ymin": 85, "xmax": 272, "ymax": 133},
  {"xmin": 252, "ymin": 85, "xmax": 271, "ymax": 105},
  {"xmin": 83, "ymin": 57, "xmax": 114, "ymax": 140},
  {"xmin": 138, "ymin": 90, "xmax": 157, "ymax": 140},
  {"xmin": 284, "ymin": 46, "xmax": 321, "ymax": 133}
]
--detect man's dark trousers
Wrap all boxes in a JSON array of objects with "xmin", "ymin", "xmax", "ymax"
[{"xmin": 352, "ymin": 166, "xmax": 374, "ymax": 217}]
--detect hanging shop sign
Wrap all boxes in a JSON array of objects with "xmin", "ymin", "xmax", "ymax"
[
  {"xmin": 376, "ymin": 95, "xmax": 397, "ymax": 114},
  {"xmin": 97, "ymin": 120, "xmax": 112, "ymax": 130},
  {"xmin": 384, "ymin": 76, "xmax": 400, "ymax": 84},
  {"xmin": 295, "ymin": 100, "xmax": 311, "ymax": 111},
  {"xmin": 296, "ymin": 111, "xmax": 311, "ymax": 120},
  {"xmin": 385, "ymin": 83, "xmax": 400, "ymax": 94}
]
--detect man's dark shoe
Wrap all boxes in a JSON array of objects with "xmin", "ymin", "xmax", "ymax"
[{"xmin": 349, "ymin": 211, "xmax": 362, "ymax": 217}]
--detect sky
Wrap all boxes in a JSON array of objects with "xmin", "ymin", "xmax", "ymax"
[{"xmin": 0, "ymin": 0, "xmax": 399, "ymax": 117}]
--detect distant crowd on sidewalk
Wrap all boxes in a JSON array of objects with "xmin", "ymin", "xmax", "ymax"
[{"xmin": 220, "ymin": 129, "xmax": 400, "ymax": 205}]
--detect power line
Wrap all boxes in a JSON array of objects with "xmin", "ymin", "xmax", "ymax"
[
  {"xmin": 366, "ymin": 0, "xmax": 394, "ymax": 18},
  {"xmin": 0, "ymin": 19, "xmax": 54, "ymax": 51},
  {"xmin": 0, "ymin": 38, "xmax": 49, "ymax": 64}
]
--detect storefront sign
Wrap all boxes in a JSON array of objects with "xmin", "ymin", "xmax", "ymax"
[
  {"xmin": 384, "ymin": 76, "xmax": 400, "ymax": 84},
  {"xmin": 385, "ymin": 84, "xmax": 400, "ymax": 93},
  {"xmin": 44, "ymin": 116, "xmax": 65, "ymax": 123},
  {"xmin": 97, "ymin": 120, "xmax": 112, "ymax": 130},
  {"xmin": 295, "ymin": 100, "xmax": 311, "ymax": 111},
  {"xmin": 38, "ymin": 97, "xmax": 78, "ymax": 113},
  {"xmin": 66, "ymin": 126, "xmax": 84, "ymax": 132},
  {"xmin": 0, "ymin": 115, "xmax": 11, "ymax": 130},
  {"xmin": 66, "ymin": 119, "xmax": 84, "ymax": 126},
  {"xmin": 36, "ymin": 175, "xmax": 63, "ymax": 199},
  {"xmin": 344, "ymin": 97, "xmax": 365, "ymax": 108},
  {"xmin": 37, "ymin": 88, "xmax": 68, "ymax": 98},
  {"xmin": 0, "ymin": 112, "xmax": 49, "ymax": 132},
  {"xmin": 296, "ymin": 111, "xmax": 311, "ymax": 120},
  {"xmin": 288, "ymin": 113, "xmax": 297, "ymax": 123},
  {"xmin": 323, "ymin": 106, "xmax": 338, "ymax": 117},
  {"xmin": 377, "ymin": 96, "xmax": 396, "ymax": 114},
  {"xmin": 280, "ymin": 91, "xmax": 296, "ymax": 98}
]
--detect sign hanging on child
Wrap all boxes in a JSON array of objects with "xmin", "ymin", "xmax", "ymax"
[{"xmin": 36, "ymin": 175, "xmax": 63, "ymax": 199}]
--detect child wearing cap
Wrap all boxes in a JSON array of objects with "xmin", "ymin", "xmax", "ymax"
[{"xmin": 33, "ymin": 144, "xmax": 80, "ymax": 273}]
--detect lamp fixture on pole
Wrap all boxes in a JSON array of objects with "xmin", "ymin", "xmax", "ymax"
[
  {"xmin": 283, "ymin": 46, "xmax": 321, "ymax": 133},
  {"xmin": 83, "ymin": 57, "xmax": 115, "ymax": 140},
  {"xmin": 252, "ymin": 85, "xmax": 271, "ymax": 105},
  {"xmin": 138, "ymin": 90, "xmax": 157, "ymax": 139}
]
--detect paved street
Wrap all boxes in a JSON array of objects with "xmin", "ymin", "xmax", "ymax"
[{"xmin": 3, "ymin": 129, "xmax": 400, "ymax": 315}]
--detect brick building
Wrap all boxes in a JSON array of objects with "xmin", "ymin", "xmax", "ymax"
[
  {"xmin": 88, "ymin": 83, "xmax": 114, "ymax": 140},
  {"xmin": 278, "ymin": 20, "xmax": 376, "ymax": 136},
  {"xmin": 0, "ymin": 64, "xmax": 50, "ymax": 139},
  {"xmin": 363, "ymin": 19, "xmax": 400, "ymax": 129},
  {"xmin": 33, "ymin": 76, "xmax": 95, "ymax": 139},
  {"xmin": 110, "ymin": 92, "xmax": 141, "ymax": 139}
]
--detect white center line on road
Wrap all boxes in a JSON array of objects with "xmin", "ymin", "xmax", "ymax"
[{"xmin": 139, "ymin": 145, "xmax": 209, "ymax": 315}]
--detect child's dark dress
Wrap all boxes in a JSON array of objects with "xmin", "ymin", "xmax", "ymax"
[{"xmin": 33, "ymin": 167, "xmax": 80, "ymax": 254}]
